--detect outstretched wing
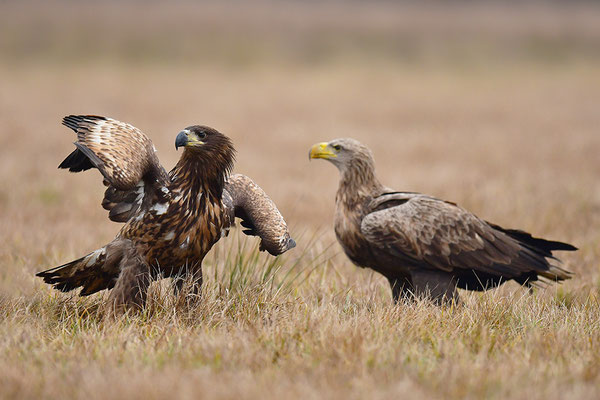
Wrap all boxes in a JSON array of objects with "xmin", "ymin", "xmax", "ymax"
[
  {"xmin": 223, "ymin": 174, "xmax": 295, "ymax": 256},
  {"xmin": 59, "ymin": 115, "xmax": 170, "ymax": 222},
  {"xmin": 361, "ymin": 192, "xmax": 573, "ymax": 284}
]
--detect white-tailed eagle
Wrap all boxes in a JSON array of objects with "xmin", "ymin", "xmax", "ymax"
[
  {"xmin": 37, "ymin": 115, "xmax": 295, "ymax": 309},
  {"xmin": 309, "ymin": 138, "xmax": 575, "ymax": 303}
]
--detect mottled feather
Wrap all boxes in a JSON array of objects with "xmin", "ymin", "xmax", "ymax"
[
  {"xmin": 38, "ymin": 116, "xmax": 295, "ymax": 310},
  {"xmin": 59, "ymin": 115, "xmax": 170, "ymax": 223},
  {"xmin": 223, "ymin": 174, "xmax": 296, "ymax": 255}
]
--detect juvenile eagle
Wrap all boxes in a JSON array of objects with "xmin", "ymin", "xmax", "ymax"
[
  {"xmin": 37, "ymin": 115, "xmax": 295, "ymax": 309},
  {"xmin": 309, "ymin": 138, "xmax": 576, "ymax": 303}
]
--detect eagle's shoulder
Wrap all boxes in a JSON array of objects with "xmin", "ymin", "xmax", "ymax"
[{"xmin": 360, "ymin": 193, "xmax": 497, "ymax": 267}]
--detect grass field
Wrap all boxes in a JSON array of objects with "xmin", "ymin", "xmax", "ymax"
[{"xmin": 1, "ymin": 1, "xmax": 600, "ymax": 399}]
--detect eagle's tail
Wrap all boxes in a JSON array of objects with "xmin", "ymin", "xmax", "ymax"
[
  {"xmin": 37, "ymin": 245, "xmax": 118, "ymax": 296},
  {"xmin": 488, "ymin": 223, "xmax": 577, "ymax": 282},
  {"xmin": 500, "ymin": 228, "xmax": 577, "ymax": 256}
]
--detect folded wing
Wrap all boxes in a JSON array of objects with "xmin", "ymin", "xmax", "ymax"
[{"xmin": 361, "ymin": 192, "xmax": 573, "ymax": 287}]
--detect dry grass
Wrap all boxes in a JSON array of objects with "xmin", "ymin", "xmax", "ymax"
[{"xmin": 1, "ymin": 1, "xmax": 600, "ymax": 399}]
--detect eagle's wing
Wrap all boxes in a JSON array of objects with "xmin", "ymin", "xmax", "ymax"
[
  {"xmin": 223, "ymin": 174, "xmax": 295, "ymax": 256},
  {"xmin": 59, "ymin": 115, "xmax": 170, "ymax": 222},
  {"xmin": 360, "ymin": 192, "xmax": 572, "ymax": 281}
]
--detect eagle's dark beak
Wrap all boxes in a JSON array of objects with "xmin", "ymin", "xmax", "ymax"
[{"xmin": 175, "ymin": 130, "xmax": 188, "ymax": 150}]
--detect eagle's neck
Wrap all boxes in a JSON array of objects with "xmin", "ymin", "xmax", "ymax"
[
  {"xmin": 171, "ymin": 150, "xmax": 229, "ymax": 200},
  {"xmin": 336, "ymin": 158, "xmax": 384, "ymax": 212},
  {"xmin": 332, "ymin": 158, "xmax": 383, "ymax": 268}
]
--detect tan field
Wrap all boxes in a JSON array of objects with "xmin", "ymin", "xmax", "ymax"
[{"xmin": 1, "ymin": 1, "xmax": 599, "ymax": 399}]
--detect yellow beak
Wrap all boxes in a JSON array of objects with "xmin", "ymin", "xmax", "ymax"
[{"xmin": 309, "ymin": 142, "xmax": 336, "ymax": 160}]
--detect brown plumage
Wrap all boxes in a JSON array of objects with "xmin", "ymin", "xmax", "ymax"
[
  {"xmin": 37, "ymin": 115, "xmax": 295, "ymax": 309},
  {"xmin": 309, "ymin": 138, "xmax": 576, "ymax": 303}
]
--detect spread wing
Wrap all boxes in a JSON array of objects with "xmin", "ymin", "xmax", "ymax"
[
  {"xmin": 58, "ymin": 115, "xmax": 170, "ymax": 222},
  {"xmin": 360, "ymin": 192, "xmax": 573, "ymax": 283},
  {"xmin": 223, "ymin": 174, "xmax": 295, "ymax": 256}
]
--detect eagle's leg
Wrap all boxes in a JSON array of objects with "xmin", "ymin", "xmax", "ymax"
[
  {"xmin": 387, "ymin": 275, "xmax": 414, "ymax": 303},
  {"xmin": 107, "ymin": 247, "xmax": 151, "ymax": 313},
  {"xmin": 173, "ymin": 262, "xmax": 203, "ymax": 298},
  {"xmin": 410, "ymin": 269, "xmax": 459, "ymax": 305}
]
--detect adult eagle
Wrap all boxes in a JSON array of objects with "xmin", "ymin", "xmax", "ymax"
[
  {"xmin": 37, "ymin": 115, "xmax": 295, "ymax": 309},
  {"xmin": 309, "ymin": 138, "xmax": 576, "ymax": 303}
]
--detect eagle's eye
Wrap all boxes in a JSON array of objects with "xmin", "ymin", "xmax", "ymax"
[
  {"xmin": 333, "ymin": 145, "xmax": 341, "ymax": 151},
  {"xmin": 197, "ymin": 131, "xmax": 207, "ymax": 139}
]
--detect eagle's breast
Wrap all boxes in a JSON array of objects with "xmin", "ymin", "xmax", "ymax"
[
  {"xmin": 119, "ymin": 182, "xmax": 225, "ymax": 273},
  {"xmin": 334, "ymin": 197, "xmax": 373, "ymax": 268}
]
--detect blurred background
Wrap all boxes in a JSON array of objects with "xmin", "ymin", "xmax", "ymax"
[{"xmin": 1, "ymin": 0, "xmax": 599, "ymax": 295}]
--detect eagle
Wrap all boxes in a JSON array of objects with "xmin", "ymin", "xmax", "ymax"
[
  {"xmin": 37, "ymin": 115, "xmax": 295, "ymax": 309},
  {"xmin": 309, "ymin": 138, "xmax": 576, "ymax": 303}
]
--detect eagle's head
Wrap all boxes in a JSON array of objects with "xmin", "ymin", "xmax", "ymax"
[
  {"xmin": 308, "ymin": 138, "xmax": 375, "ymax": 171},
  {"xmin": 309, "ymin": 138, "xmax": 381, "ymax": 192},
  {"xmin": 175, "ymin": 125, "xmax": 236, "ymax": 174}
]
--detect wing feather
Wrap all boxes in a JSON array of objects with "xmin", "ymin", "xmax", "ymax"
[
  {"xmin": 360, "ymin": 194, "xmax": 563, "ymax": 279},
  {"xmin": 59, "ymin": 115, "xmax": 170, "ymax": 223},
  {"xmin": 223, "ymin": 174, "xmax": 295, "ymax": 256}
]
